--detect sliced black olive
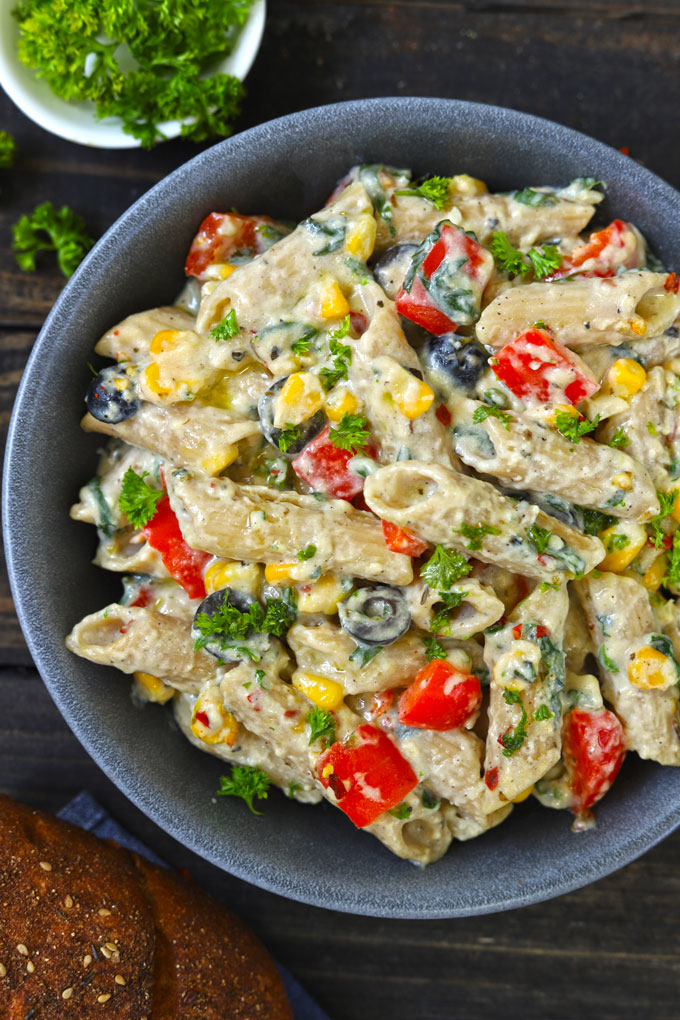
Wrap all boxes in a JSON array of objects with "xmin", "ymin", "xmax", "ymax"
[
  {"xmin": 373, "ymin": 244, "xmax": 418, "ymax": 300},
  {"xmin": 420, "ymin": 333, "xmax": 488, "ymax": 397},
  {"xmin": 191, "ymin": 588, "xmax": 270, "ymax": 663},
  {"xmin": 258, "ymin": 377, "xmax": 326, "ymax": 457},
  {"xmin": 86, "ymin": 365, "xmax": 139, "ymax": 423},
  {"xmin": 339, "ymin": 585, "xmax": 411, "ymax": 647}
]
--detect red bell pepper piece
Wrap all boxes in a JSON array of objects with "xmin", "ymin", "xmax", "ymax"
[
  {"xmin": 185, "ymin": 212, "xmax": 286, "ymax": 280},
  {"xmin": 398, "ymin": 660, "xmax": 482, "ymax": 731},
  {"xmin": 512, "ymin": 623, "xmax": 549, "ymax": 640},
  {"xmin": 562, "ymin": 707, "xmax": 626, "ymax": 814},
  {"xmin": 317, "ymin": 724, "xmax": 418, "ymax": 828},
  {"xmin": 396, "ymin": 221, "xmax": 493, "ymax": 335},
  {"xmin": 491, "ymin": 326, "xmax": 599, "ymax": 406},
  {"xmin": 547, "ymin": 219, "xmax": 644, "ymax": 281},
  {"xmin": 142, "ymin": 496, "xmax": 210, "ymax": 600},
  {"xmin": 292, "ymin": 425, "xmax": 376, "ymax": 500},
  {"xmin": 381, "ymin": 520, "xmax": 428, "ymax": 557}
]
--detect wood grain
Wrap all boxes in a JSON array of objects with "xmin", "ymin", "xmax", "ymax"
[{"xmin": 2, "ymin": 2, "xmax": 680, "ymax": 1018}]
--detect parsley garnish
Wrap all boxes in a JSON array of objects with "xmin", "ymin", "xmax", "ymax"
[
  {"xmin": 277, "ymin": 423, "xmax": 302, "ymax": 453},
  {"xmin": 388, "ymin": 802, "xmax": 413, "ymax": 819},
  {"xmin": 430, "ymin": 591, "xmax": 467, "ymax": 635},
  {"xmin": 286, "ymin": 782, "xmax": 302, "ymax": 798},
  {"xmin": 348, "ymin": 644, "xmax": 382, "ymax": 668},
  {"xmin": 647, "ymin": 421, "xmax": 658, "ymax": 437},
  {"xmin": 193, "ymin": 589, "xmax": 297, "ymax": 650},
  {"xmin": 421, "ymin": 545, "xmax": 472, "ymax": 589},
  {"xmin": 290, "ymin": 325, "xmax": 319, "ymax": 355},
  {"xmin": 665, "ymin": 531, "xmax": 680, "ymax": 588},
  {"xmin": 489, "ymin": 231, "xmax": 561, "ymax": 280},
  {"xmin": 421, "ymin": 788, "xmax": 441, "ymax": 810},
  {"xmin": 328, "ymin": 413, "xmax": 369, "ymax": 453},
  {"xmin": 0, "ymin": 131, "xmax": 16, "ymax": 168},
  {"xmin": 12, "ymin": 201, "xmax": 93, "ymax": 278},
  {"xmin": 320, "ymin": 316, "xmax": 352, "ymax": 391},
  {"xmin": 472, "ymin": 404, "xmax": 514, "ymax": 430},
  {"xmin": 539, "ymin": 581, "xmax": 560, "ymax": 592},
  {"xmin": 217, "ymin": 766, "xmax": 270, "ymax": 815},
  {"xmin": 609, "ymin": 427, "xmax": 629, "ymax": 449},
  {"xmin": 394, "ymin": 175, "xmax": 451, "ymax": 210},
  {"xmin": 118, "ymin": 468, "xmax": 163, "ymax": 528},
  {"xmin": 459, "ymin": 522, "xmax": 501, "ymax": 551},
  {"xmin": 579, "ymin": 507, "xmax": 617, "ymax": 536},
  {"xmin": 534, "ymin": 704, "xmax": 554, "ymax": 721},
  {"xmin": 500, "ymin": 689, "xmax": 528, "ymax": 756},
  {"xmin": 555, "ymin": 410, "xmax": 600, "ymax": 444},
  {"xmin": 422, "ymin": 635, "xmax": 447, "ymax": 661},
  {"xmin": 606, "ymin": 532, "xmax": 629, "ymax": 552},
  {"xmin": 600, "ymin": 646, "xmax": 618, "ymax": 673},
  {"xmin": 512, "ymin": 187, "xmax": 557, "ymax": 207},
  {"xmin": 649, "ymin": 490, "xmax": 677, "ymax": 549},
  {"xmin": 297, "ymin": 544, "xmax": 317, "ymax": 561},
  {"xmin": 307, "ymin": 707, "xmax": 337, "ymax": 748},
  {"xmin": 210, "ymin": 309, "xmax": 238, "ymax": 340},
  {"xmin": 528, "ymin": 524, "xmax": 552, "ymax": 554}
]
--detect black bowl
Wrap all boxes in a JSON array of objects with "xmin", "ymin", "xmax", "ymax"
[{"xmin": 5, "ymin": 98, "xmax": 680, "ymax": 918}]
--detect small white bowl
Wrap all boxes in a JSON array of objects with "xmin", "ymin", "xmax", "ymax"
[{"xmin": 0, "ymin": 0, "xmax": 266, "ymax": 149}]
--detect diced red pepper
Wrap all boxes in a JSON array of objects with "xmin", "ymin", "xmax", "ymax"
[
  {"xmin": 435, "ymin": 404, "xmax": 452, "ymax": 426},
  {"xmin": 292, "ymin": 425, "xmax": 376, "ymax": 500},
  {"xmin": 491, "ymin": 326, "xmax": 599, "ymax": 406},
  {"xmin": 562, "ymin": 708, "xmax": 626, "ymax": 815},
  {"xmin": 381, "ymin": 520, "xmax": 428, "ymax": 557},
  {"xmin": 548, "ymin": 219, "xmax": 643, "ymax": 281},
  {"xmin": 317, "ymin": 724, "xmax": 418, "ymax": 828},
  {"xmin": 512, "ymin": 623, "xmax": 549, "ymax": 640},
  {"xmin": 129, "ymin": 584, "xmax": 153, "ymax": 608},
  {"xmin": 184, "ymin": 212, "xmax": 284, "ymax": 280},
  {"xmin": 396, "ymin": 222, "xmax": 493, "ymax": 336},
  {"xmin": 142, "ymin": 496, "xmax": 210, "ymax": 600},
  {"xmin": 398, "ymin": 660, "xmax": 482, "ymax": 731},
  {"xmin": 484, "ymin": 767, "xmax": 499, "ymax": 791},
  {"xmin": 194, "ymin": 711, "xmax": 210, "ymax": 728},
  {"xmin": 665, "ymin": 272, "xmax": 680, "ymax": 295}
]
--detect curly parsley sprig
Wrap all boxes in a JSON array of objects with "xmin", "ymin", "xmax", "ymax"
[
  {"xmin": 490, "ymin": 230, "xmax": 562, "ymax": 281},
  {"xmin": 0, "ymin": 131, "xmax": 16, "ymax": 168},
  {"xmin": 394, "ymin": 175, "xmax": 452, "ymax": 210},
  {"xmin": 12, "ymin": 201, "xmax": 94, "ymax": 278},
  {"xmin": 328, "ymin": 413, "xmax": 370, "ymax": 453},
  {"xmin": 118, "ymin": 468, "xmax": 163, "ymax": 528},
  {"xmin": 217, "ymin": 766, "xmax": 270, "ymax": 814}
]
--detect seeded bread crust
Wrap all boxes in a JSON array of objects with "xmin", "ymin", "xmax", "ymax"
[{"xmin": 0, "ymin": 796, "xmax": 292, "ymax": 1020}]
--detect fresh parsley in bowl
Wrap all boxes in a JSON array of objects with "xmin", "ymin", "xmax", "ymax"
[{"xmin": 0, "ymin": 0, "xmax": 265, "ymax": 148}]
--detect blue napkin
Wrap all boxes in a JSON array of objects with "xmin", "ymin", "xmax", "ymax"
[{"xmin": 58, "ymin": 792, "xmax": 330, "ymax": 1020}]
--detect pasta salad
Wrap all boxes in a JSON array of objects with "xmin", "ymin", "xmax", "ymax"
[{"xmin": 67, "ymin": 165, "xmax": 680, "ymax": 864}]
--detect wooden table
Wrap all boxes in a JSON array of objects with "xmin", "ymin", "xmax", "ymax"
[{"xmin": 2, "ymin": 2, "xmax": 680, "ymax": 1016}]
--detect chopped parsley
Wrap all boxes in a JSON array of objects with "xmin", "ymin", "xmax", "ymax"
[
  {"xmin": 528, "ymin": 524, "xmax": 552, "ymax": 555},
  {"xmin": 421, "ymin": 788, "xmax": 441, "ymax": 810},
  {"xmin": 539, "ymin": 581, "xmax": 560, "ymax": 592},
  {"xmin": 500, "ymin": 689, "xmax": 528, "ymax": 756},
  {"xmin": 297, "ymin": 544, "xmax": 317, "ymax": 561},
  {"xmin": 217, "ymin": 766, "xmax": 270, "ymax": 815},
  {"xmin": 472, "ymin": 404, "xmax": 514, "ymax": 430},
  {"xmin": 664, "ymin": 531, "xmax": 680, "ymax": 588},
  {"xmin": 430, "ymin": 591, "xmax": 467, "ymax": 636},
  {"xmin": 277, "ymin": 424, "xmax": 302, "ymax": 453},
  {"xmin": 609, "ymin": 427, "xmax": 629, "ymax": 449},
  {"xmin": 118, "ymin": 468, "xmax": 163, "ymax": 528},
  {"xmin": 394, "ymin": 175, "xmax": 451, "ymax": 210},
  {"xmin": 304, "ymin": 216, "xmax": 346, "ymax": 255},
  {"xmin": 422, "ymin": 635, "xmax": 447, "ymax": 661},
  {"xmin": 555, "ymin": 410, "xmax": 600, "ymax": 444},
  {"xmin": 459, "ymin": 522, "xmax": 501, "ymax": 551},
  {"xmin": 512, "ymin": 187, "xmax": 557, "ymax": 207},
  {"xmin": 420, "ymin": 545, "xmax": 472, "ymax": 589},
  {"xmin": 348, "ymin": 644, "xmax": 382, "ymax": 668},
  {"xmin": 578, "ymin": 507, "xmax": 617, "ymax": 536},
  {"xmin": 328, "ymin": 413, "xmax": 370, "ymax": 453},
  {"xmin": 388, "ymin": 802, "xmax": 413, "ymax": 819},
  {"xmin": 600, "ymin": 646, "xmax": 619, "ymax": 673},
  {"xmin": 307, "ymin": 707, "xmax": 337, "ymax": 748},
  {"xmin": 12, "ymin": 201, "xmax": 94, "ymax": 278},
  {"xmin": 489, "ymin": 231, "xmax": 562, "ymax": 281},
  {"xmin": 320, "ymin": 316, "xmax": 352, "ymax": 391},
  {"xmin": 193, "ymin": 588, "xmax": 297, "ymax": 650},
  {"xmin": 649, "ymin": 490, "xmax": 677, "ymax": 549},
  {"xmin": 606, "ymin": 532, "xmax": 630, "ymax": 552},
  {"xmin": 647, "ymin": 421, "xmax": 659, "ymax": 437},
  {"xmin": 534, "ymin": 704, "xmax": 554, "ymax": 721},
  {"xmin": 286, "ymin": 782, "xmax": 302, "ymax": 798},
  {"xmin": 210, "ymin": 309, "xmax": 238, "ymax": 340}
]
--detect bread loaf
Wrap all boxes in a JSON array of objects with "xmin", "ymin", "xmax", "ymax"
[{"xmin": 0, "ymin": 795, "xmax": 292, "ymax": 1019}]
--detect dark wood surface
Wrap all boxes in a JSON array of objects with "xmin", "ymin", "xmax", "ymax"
[{"xmin": 2, "ymin": 2, "xmax": 680, "ymax": 1017}]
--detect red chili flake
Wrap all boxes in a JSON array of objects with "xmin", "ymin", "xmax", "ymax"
[
  {"xmin": 130, "ymin": 586, "xmax": 152, "ymax": 608},
  {"xmin": 513, "ymin": 623, "xmax": 549, "ymax": 639},
  {"xmin": 246, "ymin": 693, "xmax": 261, "ymax": 711},
  {"xmin": 485, "ymin": 767, "xmax": 499, "ymax": 791},
  {"xmin": 328, "ymin": 773, "xmax": 346, "ymax": 800},
  {"xmin": 665, "ymin": 272, "xmax": 680, "ymax": 295},
  {"xmin": 350, "ymin": 311, "xmax": 368, "ymax": 336},
  {"xmin": 119, "ymin": 627, "xmax": 127, "ymax": 635},
  {"xmin": 195, "ymin": 710, "xmax": 210, "ymax": 728},
  {"xmin": 113, "ymin": 330, "xmax": 120, "ymax": 336},
  {"xmin": 435, "ymin": 404, "xmax": 452, "ymax": 426},
  {"xmin": 284, "ymin": 709, "xmax": 298, "ymax": 718},
  {"xmin": 619, "ymin": 146, "xmax": 630, "ymax": 156}
]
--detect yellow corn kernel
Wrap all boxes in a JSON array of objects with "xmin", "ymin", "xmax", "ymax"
[
  {"xmin": 512, "ymin": 785, "xmax": 534, "ymax": 804},
  {"xmin": 630, "ymin": 318, "xmax": 647, "ymax": 337},
  {"xmin": 114, "ymin": 376, "xmax": 131, "ymax": 391},
  {"xmin": 448, "ymin": 174, "xmax": 488, "ymax": 197},
  {"xmin": 345, "ymin": 214, "xmax": 377, "ymax": 260},
  {"xmin": 611, "ymin": 471, "xmax": 633, "ymax": 491},
  {"xmin": 297, "ymin": 574, "xmax": 347, "ymax": 614},
  {"xmin": 143, "ymin": 362, "xmax": 173, "ymax": 397},
  {"xmin": 190, "ymin": 697, "xmax": 239, "ymax": 746},
  {"xmin": 387, "ymin": 363, "xmax": 435, "ymax": 419},
  {"xmin": 133, "ymin": 672, "xmax": 174, "ymax": 704},
  {"xmin": 606, "ymin": 358, "xmax": 647, "ymax": 398},
  {"xmin": 320, "ymin": 281, "xmax": 350, "ymax": 319},
  {"xmin": 642, "ymin": 553, "xmax": 668, "ymax": 592},
  {"xmin": 149, "ymin": 329, "xmax": 182, "ymax": 355},
  {"xmin": 199, "ymin": 445, "xmax": 239, "ymax": 476},
  {"xmin": 325, "ymin": 386, "xmax": 359, "ymax": 422},
  {"xmin": 628, "ymin": 646, "xmax": 676, "ymax": 690},
  {"xmin": 205, "ymin": 560, "xmax": 262, "ymax": 597},
  {"xmin": 321, "ymin": 763, "xmax": 334, "ymax": 779},
  {"xmin": 292, "ymin": 671, "xmax": 345, "ymax": 711},
  {"xmin": 265, "ymin": 562, "xmax": 297, "ymax": 584},
  {"xmin": 598, "ymin": 523, "xmax": 647, "ymax": 573},
  {"xmin": 217, "ymin": 264, "xmax": 235, "ymax": 280},
  {"xmin": 274, "ymin": 372, "xmax": 325, "ymax": 427}
]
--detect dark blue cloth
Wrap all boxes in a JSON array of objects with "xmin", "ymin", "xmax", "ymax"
[{"xmin": 58, "ymin": 792, "xmax": 330, "ymax": 1020}]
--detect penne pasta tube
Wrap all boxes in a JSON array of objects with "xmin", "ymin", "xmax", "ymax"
[
  {"xmin": 482, "ymin": 583, "xmax": 569, "ymax": 802},
  {"xmin": 363, "ymin": 461, "xmax": 604, "ymax": 581},
  {"xmin": 476, "ymin": 272, "xmax": 680, "ymax": 349},
  {"xmin": 66, "ymin": 604, "xmax": 217, "ymax": 691},
  {"xmin": 81, "ymin": 401, "xmax": 260, "ymax": 477},
  {"xmin": 93, "ymin": 529, "xmax": 169, "ymax": 577},
  {"xmin": 95, "ymin": 306, "xmax": 197, "ymax": 363},
  {"xmin": 166, "ymin": 470, "xmax": 414, "ymax": 586},
  {"xmin": 575, "ymin": 572, "xmax": 680, "ymax": 765}
]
